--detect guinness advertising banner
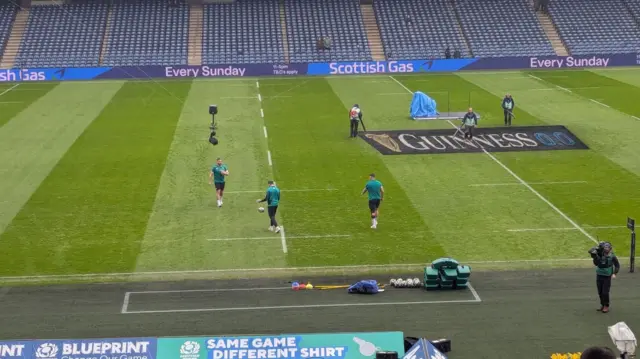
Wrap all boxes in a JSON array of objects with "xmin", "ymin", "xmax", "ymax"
[{"xmin": 359, "ymin": 125, "xmax": 589, "ymax": 155}]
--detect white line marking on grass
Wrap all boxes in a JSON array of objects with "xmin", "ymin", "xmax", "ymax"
[
  {"xmin": 280, "ymin": 226, "xmax": 288, "ymax": 253},
  {"xmin": 256, "ymin": 81, "xmax": 259, "ymax": 89},
  {"xmin": 207, "ymin": 234, "xmax": 351, "ymax": 241},
  {"xmin": 129, "ymin": 287, "xmax": 291, "ymax": 294},
  {"xmin": 527, "ymin": 74, "xmax": 572, "ymax": 93},
  {"xmin": 590, "ymin": 99, "xmax": 610, "ymax": 108},
  {"xmin": 507, "ymin": 226, "xmax": 626, "ymax": 232},
  {"xmin": 121, "ymin": 292, "xmax": 130, "ymax": 314},
  {"xmin": 0, "ymin": 83, "xmax": 19, "ymax": 97},
  {"xmin": 258, "ymin": 94, "xmax": 262, "ymax": 102},
  {"xmin": 467, "ymin": 283, "xmax": 482, "ymax": 302},
  {"xmin": 260, "ymin": 109, "xmax": 264, "ymax": 118},
  {"xmin": 388, "ymin": 75, "xmax": 413, "ymax": 93},
  {"xmin": 633, "ymin": 116, "xmax": 640, "ymax": 121},
  {"xmin": 263, "ymin": 126, "xmax": 268, "ymax": 138},
  {"xmin": 221, "ymin": 96, "xmax": 257, "ymax": 99},
  {"xmin": 224, "ymin": 189, "xmax": 338, "ymax": 194},
  {"xmin": 471, "ymin": 181, "xmax": 587, "ymax": 186},
  {"xmin": 0, "ymin": 258, "xmax": 594, "ymax": 282},
  {"xmin": 388, "ymin": 75, "xmax": 599, "ymax": 246},
  {"xmin": 267, "ymin": 150, "xmax": 272, "ymax": 166},
  {"xmin": 470, "ymin": 143, "xmax": 598, "ymax": 244},
  {"xmin": 121, "ymin": 298, "xmax": 481, "ymax": 314}
]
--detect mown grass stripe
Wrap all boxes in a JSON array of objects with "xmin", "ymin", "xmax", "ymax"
[
  {"xmin": 0, "ymin": 81, "xmax": 191, "ymax": 276},
  {"xmin": 0, "ymin": 82, "xmax": 123, "ymax": 238},
  {"xmin": 0, "ymin": 83, "xmax": 57, "ymax": 128}
]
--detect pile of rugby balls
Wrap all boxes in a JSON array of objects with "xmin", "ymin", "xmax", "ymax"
[{"xmin": 390, "ymin": 278, "xmax": 422, "ymax": 288}]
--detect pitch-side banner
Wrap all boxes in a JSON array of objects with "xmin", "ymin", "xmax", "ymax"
[
  {"xmin": 0, "ymin": 338, "xmax": 157, "ymax": 359},
  {"xmin": 156, "ymin": 332, "xmax": 405, "ymax": 359},
  {"xmin": 360, "ymin": 125, "xmax": 589, "ymax": 155},
  {"xmin": 0, "ymin": 53, "xmax": 637, "ymax": 82}
]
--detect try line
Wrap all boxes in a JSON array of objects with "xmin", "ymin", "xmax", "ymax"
[{"xmin": 388, "ymin": 75, "xmax": 598, "ymax": 245}]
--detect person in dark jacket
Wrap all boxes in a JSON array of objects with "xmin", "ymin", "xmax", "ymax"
[
  {"xmin": 592, "ymin": 242, "xmax": 620, "ymax": 313},
  {"xmin": 444, "ymin": 47, "xmax": 451, "ymax": 59},
  {"xmin": 502, "ymin": 94, "xmax": 515, "ymax": 126},
  {"xmin": 453, "ymin": 49, "xmax": 461, "ymax": 58}
]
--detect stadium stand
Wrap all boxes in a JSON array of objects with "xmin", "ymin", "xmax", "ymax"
[
  {"xmin": 102, "ymin": 0, "xmax": 188, "ymax": 66},
  {"xmin": 284, "ymin": 0, "xmax": 371, "ymax": 63},
  {"xmin": 548, "ymin": 0, "xmax": 640, "ymax": 55},
  {"xmin": 0, "ymin": 4, "xmax": 16, "ymax": 56},
  {"xmin": 624, "ymin": 0, "xmax": 640, "ymax": 28},
  {"xmin": 14, "ymin": 2, "xmax": 107, "ymax": 68},
  {"xmin": 202, "ymin": 0, "xmax": 284, "ymax": 65},
  {"xmin": 373, "ymin": 0, "xmax": 468, "ymax": 60},
  {"xmin": 453, "ymin": 0, "xmax": 555, "ymax": 57}
]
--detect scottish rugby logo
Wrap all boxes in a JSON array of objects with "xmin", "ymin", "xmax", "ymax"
[
  {"xmin": 180, "ymin": 341, "xmax": 200, "ymax": 359},
  {"xmin": 35, "ymin": 343, "xmax": 58, "ymax": 358}
]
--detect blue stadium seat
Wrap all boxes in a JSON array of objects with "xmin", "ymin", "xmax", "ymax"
[
  {"xmin": 15, "ymin": 2, "xmax": 107, "ymax": 68},
  {"xmin": 202, "ymin": 0, "xmax": 285, "ymax": 65},
  {"xmin": 549, "ymin": 0, "xmax": 640, "ymax": 55},
  {"xmin": 373, "ymin": 0, "xmax": 468, "ymax": 60},
  {"xmin": 102, "ymin": 0, "xmax": 188, "ymax": 67},
  {"xmin": 454, "ymin": 0, "xmax": 555, "ymax": 57},
  {"xmin": 285, "ymin": 0, "xmax": 372, "ymax": 63},
  {"xmin": 0, "ymin": 4, "xmax": 16, "ymax": 54}
]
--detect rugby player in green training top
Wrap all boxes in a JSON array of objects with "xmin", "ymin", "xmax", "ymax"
[
  {"xmin": 257, "ymin": 180, "xmax": 281, "ymax": 233},
  {"xmin": 361, "ymin": 173, "xmax": 384, "ymax": 229},
  {"xmin": 209, "ymin": 157, "xmax": 229, "ymax": 208}
]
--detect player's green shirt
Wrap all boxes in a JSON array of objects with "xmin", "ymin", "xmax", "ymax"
[
  {"xmin": 365, "ymin": 180, "xmax": 382, "ymax": 200},
  {"xmin": 212, "ymin": 164, "xmax": 228, "ymax": 183},
  {"xmin": 266, "ymin": 186, "xmax": 280, "ymax": 207}
]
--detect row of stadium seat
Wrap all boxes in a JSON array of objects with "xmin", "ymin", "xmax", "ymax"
[{"xmin": 2, "ymin": 0, "xmax": 640, "ymax": 67}]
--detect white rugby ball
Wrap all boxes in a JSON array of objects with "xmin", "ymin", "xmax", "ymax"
[{"xmin": 258, "ymin": 207, "xmax": 265, "ymax": 212}]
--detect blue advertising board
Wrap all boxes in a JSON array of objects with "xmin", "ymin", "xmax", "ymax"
[
  {"xmin": 0, "ymin": 338, "xmax": 157, "ymax": 359},
  {"xmin": 0, "ymin": 53, "xmax": 637, "ymax": 82},
  {"xmin": 0, "ymin": 333, "xmax": 404, "ymax": 359}
]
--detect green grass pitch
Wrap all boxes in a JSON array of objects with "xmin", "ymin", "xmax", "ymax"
[{"xmin": 0, "ymin": 68, "xmax": 639, "ymax": 283}]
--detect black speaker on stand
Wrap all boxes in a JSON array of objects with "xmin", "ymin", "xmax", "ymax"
[{"xmin": 375, "ymin": 351, "xmax": 398, "ymax": 359}]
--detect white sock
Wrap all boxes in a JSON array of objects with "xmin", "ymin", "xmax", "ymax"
[
  {"xmin": 220, "ymin": 196, "xmax": 223, "ymax": 203},
  {"xmin": 374, "ymin": 218, "xmax": 378, "ymax": 226}
]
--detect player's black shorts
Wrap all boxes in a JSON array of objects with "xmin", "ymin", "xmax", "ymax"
[
  {"xmin": 268, "ymin": 206, "xmax": 278, "ymax": 216},
  {"xmin": 368, "ymin": 199, "xmax": 381, "ymax": 212},
  {"xmin": 215, "ymin": 182, "xmax": 225, "ymax": 190}
]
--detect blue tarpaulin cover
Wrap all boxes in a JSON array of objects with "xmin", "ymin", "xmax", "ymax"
[
  {"xmin": 410, "ymin": 91, "xmax": 438, "ymax": 118},
  {"xmin": 347, "ymin": 280, "xmax": 380, "ymax": 294}
]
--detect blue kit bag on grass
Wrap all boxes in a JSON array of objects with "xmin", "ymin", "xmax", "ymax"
[{"xmin": 347, "ymin": 280, "xmax": 380, "ymax": 294}]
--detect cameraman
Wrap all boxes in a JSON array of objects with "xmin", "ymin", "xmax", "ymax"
[{"xmin": 591, "ymin": 242, "xmax": 620, "ymax": 313}]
